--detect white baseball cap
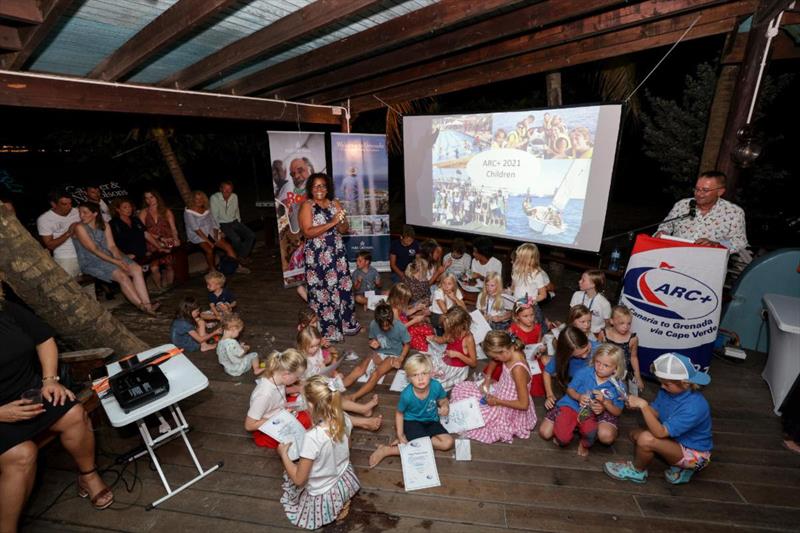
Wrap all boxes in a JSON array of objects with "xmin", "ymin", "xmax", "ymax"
[{"xmin": 652, "ymin": 352, "xmax": 711, "ymax": 386}]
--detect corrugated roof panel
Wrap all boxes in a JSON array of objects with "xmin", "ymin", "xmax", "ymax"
[
  {"xmin": 129, "ymin": 0, "xmax": 314, "ymax": 83},
  {"xmin": 203, "ymin": 0, "xmax": 439, "ymax": 90},
  {"xmin": 28, "ymin": 0, "xmax": 179, "ymax": 75}
]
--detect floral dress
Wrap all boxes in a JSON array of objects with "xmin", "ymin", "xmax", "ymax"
[
  {"xmin": 304, "ymin": 202, "xmax": 360, "ymax": 342},
  {"xmin": 452, "ymin": 360, "xmax": 538, "ymax": 444}
]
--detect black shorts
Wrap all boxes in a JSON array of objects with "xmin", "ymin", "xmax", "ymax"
[{"xmin": 403, "ymin": 419, "xmax": 448, "ymax": 441}]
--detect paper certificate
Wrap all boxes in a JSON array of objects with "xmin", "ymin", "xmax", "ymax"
[
  {"xmin": 258, "ymin": 410, "xmax": 306, "ymax": 461},
  {"xmin": 426, "ymin": 341, "xmax": 445, "ymax": 359},
  {"xmin": 399, "ymin": 437, "xmax": 441, "ymax": 491},
  {"xmin": 365, "ymin": 291, "xmax": 388, "ymax": 310},
  {"xmin": 441, "ymin": 398, "xmax": 486, "ymax": 434},
  {"xmin": 523, "ymin": 344, "xmax": 544, "ymax": 376},
  {"xmin": 390, "ymin": 370, "xmax": 409, "ymax": 392},
  {"xmin": 469, "ymin": 310, "xmax": 491, "ymax": 345},
  {"xmin": 356, "ymin": 359, "xmax": 385, "ymax": 384}
]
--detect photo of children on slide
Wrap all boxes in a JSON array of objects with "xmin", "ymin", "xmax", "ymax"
[{"xmin": 431, "ymin": 108, "xmax": 599, "ymax": 245}]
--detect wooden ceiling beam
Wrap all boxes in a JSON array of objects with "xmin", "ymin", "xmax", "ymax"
[
  {"xmin": 0, "ymin": 70, "xmax": 343, "ymax": 124},
  {"xmin": 0, "ymin": 0, "xmax": 43, "ymax": 24},
  {"xmin": 0, "ymin": 26, "xmax": 22, "ymax": 51},
  {"xmin": 88, "ymin": 0, "xmax": 239, "ymax": 82},
  {"xmin": 218, "ymin": 0, "xmax": 530, "ymax": 96},
  {"xmin": 159, "ymin": 0, "xmax": 385, "ymax": 90},
  {"xmin": 350, "ymin": 3, "xmax": 752, "ymax": 114},
  {"xmin": 274, "ymin": 0, "xmax": 628, "ymax": 101},
  {"xmin": 0, "ymin": 0, "xmax": 74, "ymax": 70},
  {"xmin": 305, "ymin": 0, "xmax": 728, "ymax": 105}
]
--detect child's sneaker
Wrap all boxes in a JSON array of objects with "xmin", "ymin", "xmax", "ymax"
[
  {"xmin": 603, "ymin": 461, "xmax": 648, "ymax": 483},
  {"xmin": 664, "ymin": 466, "xmax": 695, "ymax": 484}
]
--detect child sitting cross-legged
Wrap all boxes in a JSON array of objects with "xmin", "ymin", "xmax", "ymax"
[
  {"xmin": 352, "ymin": 250, "xmax": 382, "ymax": 310},
  {"xmin": 604, "ymin": 352, "xmax": 712, "ymax": 485},
  {"xmin": 346, "ymin": 302, "xmax": 411, "ymax": 402},
  {"xmin": 368, "ymin": 353, "xmax": 454, "ymax": 467},
  {"xmin": 427, "ymin": 306, "xmax": 477, "ymax": 391},
  {"xmin": 278, "ymin": 376, "xmax": 360, "ymax": 529},
  {"xmin": 216, "ymin": 313, "xmax": 260, "ymax": 376},
  {"xmin": 550, "ymin": 343, "xmax": 626, "ymax": 457},
  {"xmin": 204, "ymin": 270, "xmax": 236, "ymax": 320},
  {"xmin": 171, "ymin": 296, "xmax": 221, "ymax": 352},
  {"xmin": 451, "ymin": 330, "xmax": 538, "ymax": 443},
  {"xmin": 387, "ymin": 282, "xmax": 433, "ymax": 352}
]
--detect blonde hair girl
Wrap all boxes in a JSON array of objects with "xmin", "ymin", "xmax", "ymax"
[
  {"xmin": 216, "ymin": 312, "xmax": 259, "ymax": 377},
  {"xmin": 404, "ymin": 255, "xmax": 431, "ymax": 305},
  {"xmin": 511, "ymin": 243, "xmax": 549, "ymax": 302},
  {"xmin": 428, "ymin": 306, "xmax": 476, "ymax": 390},
  {"xmin": 477, "ymin": 271, "xmax": 512, "ymax": 330},
  {"xmin": 245, "ymin": 349, "xmax": 311, "ymax": 449},
  {"xmin": 279, "ymin": 376, "xmax": 360, "ymax": 529}
]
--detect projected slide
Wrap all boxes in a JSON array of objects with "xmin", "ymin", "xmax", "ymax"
[{"xmin": 404, "ymin": 105, "xmax": 621, "ymax": 253}]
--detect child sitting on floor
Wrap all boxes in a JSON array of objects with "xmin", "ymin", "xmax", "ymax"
[
  {"xmin": 427, "ymin": 306, "xmax": 476, "ymax": 390},
  {"xmin": 429, "ymin": 272, "xmax": 466, "ymax": 333},
  {"xmin": 352, "ymin": 250, "xmax": 382, "ymax": 309},
  {"xmin": 368, "ymin": 354, "xmax": 453, "ymax": 467},
  {"xmin": 278, "ymin": 376, "xmax": 360, "ymax": 529},
  {"xmin": 216, "ymin": 313, "xmax": 259, "ymax": 376},
  {"xmin": 204, "ymin": 270, "xmax": 237, "ymax": 320},
  {"xmin": 452, "ymin": 330, "xmax": 538, "ymax": 443},
  {"xmin": 550, "ymin": 343, "xmax": 626, "ymax": 457},
  {"xmin": 171, "ymin": 296, "xmax": 220, "ymax": 352},
  {"xmin": 569, "ymin": 269, "xmax": 611, "ymax": 338},
  {"xmin": 604, "ymin": 305, "xmax": 643, "ymax": 392},
  {"xmin": 404, "ymin": 255, "xmax": 431, "ymax": 306},
  {"xmin": 604, "ymin": 352, "xmax": 712, "ymax": 485},
  {"xmin": 478, "ymin": 271, "xmax": 513, "ymax": 331},
  {"xmin": 510, "ymin": 243, "xmax": 550, "ymax": 302},
  {"xmin": 443, "ymin": 237, "xmax": 471, "ymax": 278},
  {"xmin": 347, "ymin": 303, "xmax": 411, "ymax": 402},
  {"xmin": 244, "ymin": 348, "xmax": 311, "ymax": 449},
  {"xmin": 297, "ymin": 307, "xmax": 331, "ymax": 349},
  {"xmin": 387, "ymin": 283, "xmax": 433, "ymax": 352}
]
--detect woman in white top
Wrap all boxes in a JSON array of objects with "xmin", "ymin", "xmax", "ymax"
[
  {"xmin": 279, "ymin": 376, "xmax": 360, "ymax": 529},
  {"xmin": 183, "ymin": 190, "xmax": 238, "ymax": 273}
]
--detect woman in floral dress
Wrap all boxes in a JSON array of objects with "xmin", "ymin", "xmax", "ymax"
[{"xmin": 298, "ymin": 173, "xmax": 360, "ymax": 342}]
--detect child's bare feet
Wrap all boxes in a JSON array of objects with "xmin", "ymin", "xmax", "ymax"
[
  {"xmin": 784, "ymin": 439, "xmax": 800, "ymax": 455},
  {"xmin": 577, "ymin": 443, "xmax": 589, "ymax": 458},
  {"xmin": 369, "ymin": 444, "xmax": 394, "ymax": 468},
  {"xmin": 364, "ymin": 414, "xmax": 382, "ymax": 431},
  {"xmin": 200, "ymin": 341, "xmax": 216, "ymax": 351},
  {"xmin": 364, "ymin": 394, "xmax": 379, "ymax": 415}
]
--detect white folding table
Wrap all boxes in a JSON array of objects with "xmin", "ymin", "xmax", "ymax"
[{"xmin": 100, "ymin": 344, "xmax": 222, "ymax": 509}]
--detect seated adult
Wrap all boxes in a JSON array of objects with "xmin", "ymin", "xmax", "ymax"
[
  {"xmin": 109, "ymin": 197, "xmax": 154, "ymax": 265},
  {"xmin": 37, "ymin": 188, "xmax": 81, "ymax": 278},
  {"xmin": 471, "ymin": 236, "xmax": 503, "ymax": 281},
  {"xmin": 139, "ymin": 190, "xmax": 179, "ymax": 290},
  {"xmin": 210, "ymin": 180, "xmax": 255, "ymax": 263},
  {"xmin": 389, "ymin": 225, "xmax": 419, "ymax": 282},
  {"xmin": 183, "ymin": 190, "xmax": 239, "ymax": 273},
  {"xmin": 72, "ymin": 202, "xmax": 159, "ymax": 315},
  {"xmin": 0, "ymin": 291, "xmax": 113, "ymax": 532},
  {"xmin": 655, "ymin": 171, "xmax": 751, "ymax": 266}
]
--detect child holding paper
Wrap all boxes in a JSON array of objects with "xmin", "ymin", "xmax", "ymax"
[
  {"xmin": 297, "ymin": 307, "xmax": 330, "ymax": 348},
  {"xmin": 279, "ymin": 376, "xmax": 361, "ymax": 529},
  {"xmin": 368, "ymin": 354, "xmax": 453, "ymax": 467},
  {"xmin": 452, "ymin": 331, "xmax": 538, "ymax": 443},
  {"xmin": 352, "ymin": 250, "xmax": 382, "ymax": 309},
  {"xmin": 387, "ymin": 283, "xmax": 433, "ymax": 351},
  {"xmin": 427, "ymin": 306, "xmax": 476, "ymax": 390},
  {"xmin": 245, "ymin": 348, "xmax": 311, "ymax": 449}
]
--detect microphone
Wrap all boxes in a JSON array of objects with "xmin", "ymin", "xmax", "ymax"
[{"xmin": 688, "ymin": 199, "xmax": 696, "ymax": 219}]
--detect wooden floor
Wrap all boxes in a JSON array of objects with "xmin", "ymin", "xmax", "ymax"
[{"xmin": 22, "ymin": 245, "xmax": 800, "ymax": 532}]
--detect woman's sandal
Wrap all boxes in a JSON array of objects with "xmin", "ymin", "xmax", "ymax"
[{"xmin": 77, "ymin": 467, "xmax": 114, "ymax": 510}]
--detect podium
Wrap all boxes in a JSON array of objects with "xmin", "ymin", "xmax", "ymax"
[{"xmin": 619, "ymin": 235, "xmax": 728, "ymax": 376}]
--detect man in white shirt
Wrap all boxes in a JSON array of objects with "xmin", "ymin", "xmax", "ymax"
[
  {"xmin": 85, "ymin": 183, "xmax": 111, "ymax": 222},
  {"xmin": 656, "ymin": 170, "xmax": 751, "ymax": 266},
  {"xmin": 210, "ymin": 180, "xmax": 255, "ymax": 262},
  {"xmin": 37, "ymin": 189, "xmax": 81, "ymax": 277}
]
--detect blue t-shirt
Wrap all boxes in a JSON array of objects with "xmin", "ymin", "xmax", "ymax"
[
  {"xmin": 390, "ymin": 239, "xmax": 419, "ymax": 273},
  {"xmin": 545, "ymin": 355, "xmax": 591, "ymax": 378},
  {"xmin": 353, "ymin": 266, "xmax": 379, "ymax": 294},
  {"xmin": 171, "ymin": 318, "xmax": 198, "ymax": 351},
  {"xmin": 368, "ymin": 319, "xmax": 411, "ymax": 356},
  {"xmin": 651, "ymin": 388, "xmax": 713, "ymax": 451},
  {"xmin": 209, "ymin": 287, "xmax": 236, "ymax": 306},
  {"xmin": 557, "ymin": 365, "xmax": 625, "ymax": 413},
  {"xmin": 398, "ymin": 379, "xmax": 447, "ymax": 422}
]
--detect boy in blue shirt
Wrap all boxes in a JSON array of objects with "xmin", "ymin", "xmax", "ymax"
[
  {"xmin": 369, "ymin": 353, "xmax": 453, "ymax": 467},
  {"xmin": 604, "ymin": 352, "xmax": 712, "ymax": 485},
  {"xmin": 204, "ymin": 270, "xmax": 237, "ymax": 320},
  {"xmin": 347, "ymin": 303, "xmax": 410, "ymax": 402}
]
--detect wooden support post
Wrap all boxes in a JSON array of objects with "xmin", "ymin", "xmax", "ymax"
[{"xmin": 700, "ymin": 63, "xmax": 740, "ymax": 171}]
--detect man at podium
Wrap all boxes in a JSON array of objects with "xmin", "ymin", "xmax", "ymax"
[{"xmin": 655, "ymin": 171, "xmax": 751, "ymax": 267}]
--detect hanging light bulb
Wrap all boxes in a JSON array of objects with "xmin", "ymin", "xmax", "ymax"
[{"xmin": 732, "ymin": 126, "xmax": 762, "ymax": 168}]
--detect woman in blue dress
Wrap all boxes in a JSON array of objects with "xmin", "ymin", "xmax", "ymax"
[
  {"xmin": 298, "ymin": 173, "xmax": 360, "ymax": 342},
  {"xmin": 72, "ymin": 202, "xmax": 158, "ymax": 315}
]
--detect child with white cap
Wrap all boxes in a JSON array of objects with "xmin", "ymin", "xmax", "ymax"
[{"xmin": 603, "ymin": 352, "xmax": 712, "ymax": 485}]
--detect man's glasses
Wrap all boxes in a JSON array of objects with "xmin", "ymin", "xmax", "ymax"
[{"xmin": 693, "ymin": 186, "xmax": 724, "ymax": 194}]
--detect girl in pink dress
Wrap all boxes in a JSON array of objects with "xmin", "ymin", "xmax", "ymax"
[{"xmin": 452, "ymin": 331, "xmax": 538, "ymax": 443}]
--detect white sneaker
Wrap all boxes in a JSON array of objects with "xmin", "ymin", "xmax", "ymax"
[{"xmin": 236, "ymin": 265, "xmax": 251, "ymax": 274}]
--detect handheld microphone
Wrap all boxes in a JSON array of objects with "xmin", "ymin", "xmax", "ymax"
[{"xmin": 688, "ymin": 199, "xmax": 696, "ymax": 219}]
